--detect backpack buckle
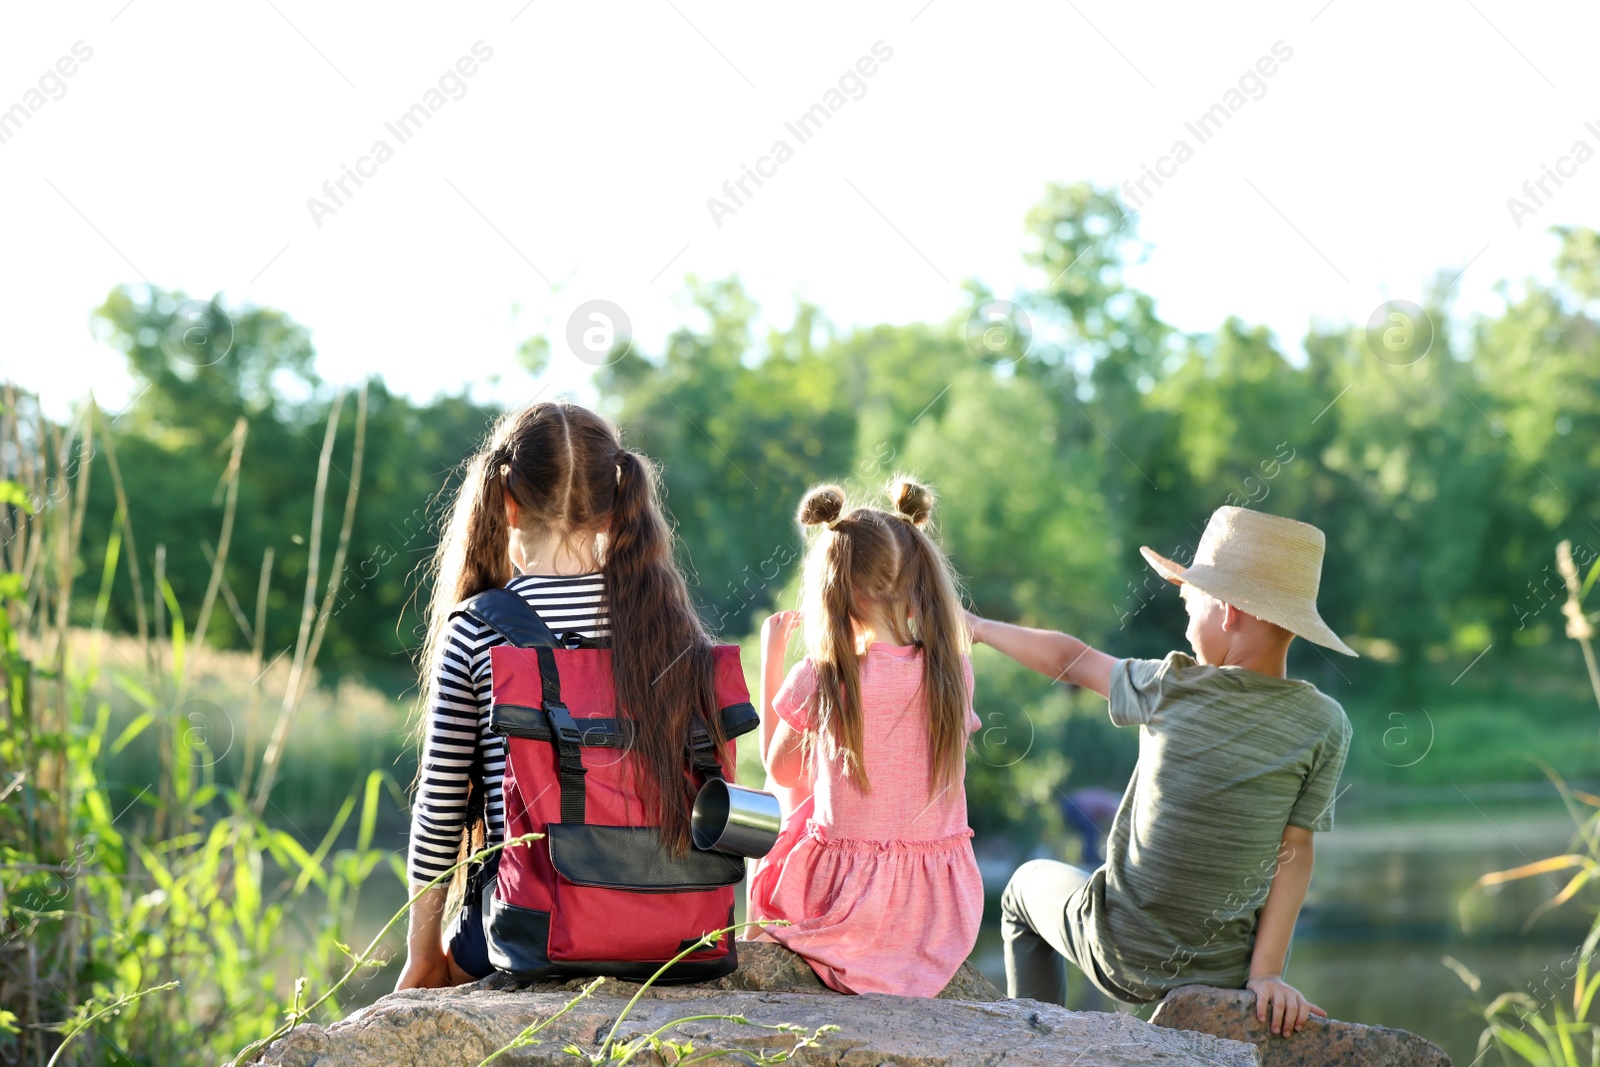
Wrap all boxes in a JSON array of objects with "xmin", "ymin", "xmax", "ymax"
[{"xmin": 546, "ymin": 704, "xmax": 584, "ymax": 747}]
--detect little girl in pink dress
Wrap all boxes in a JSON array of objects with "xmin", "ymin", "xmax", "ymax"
[{"xmin": 748, "ymin": 478, "xmax": 983, "ymax": 997}]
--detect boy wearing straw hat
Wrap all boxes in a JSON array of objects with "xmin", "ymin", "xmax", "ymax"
[{"xmin": 968, "ymin": 506, "xmax": 1355, "ymax": 1040}]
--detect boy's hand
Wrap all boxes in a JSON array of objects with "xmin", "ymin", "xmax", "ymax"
[{"xmin": 1246, "ymin": 974, "xmax": 1326, "ymax": 1037}]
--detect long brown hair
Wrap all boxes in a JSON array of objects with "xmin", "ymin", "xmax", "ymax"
[
  {"xmin": 419, "ymin": 401, "xmax": 718, "ymax": 857},
  {"xmin": 795, "ymin": 477, "xmax": 970, "ymax": 795}
]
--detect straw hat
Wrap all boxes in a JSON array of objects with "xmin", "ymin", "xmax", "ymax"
[{"xmin": 1140, "ymin": 506, "xmax": 1358, "ymax": 657}]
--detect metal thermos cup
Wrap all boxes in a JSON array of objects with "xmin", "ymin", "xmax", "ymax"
[{"xmin": 691, "ymin": 779, "xmax": 783, "ymax": 858}]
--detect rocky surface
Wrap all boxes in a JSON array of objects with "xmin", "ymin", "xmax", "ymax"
[
  {"xmin": 255, "ymin": 987, "xmax": 1259, "ymax": 1066},
  {"xmin": 478, "ymin": 941, "xmax": 1004, "ymax": 1002},
  {"xmin": 253, "ymin": 945, "xmax": 1255, "ymax": 1066},
  {"xmin": 249, "ymin": 949, "xmax": 1453, "ymax": 1066},
  {"xmin": 1151, "ymin": 985, "xmax": 1452, "ymax": 1066}
]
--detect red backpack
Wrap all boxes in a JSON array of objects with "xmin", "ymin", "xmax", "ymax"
[{"xmin": 454, "ymin": 588, "xmax": 757, "ymax": 982}]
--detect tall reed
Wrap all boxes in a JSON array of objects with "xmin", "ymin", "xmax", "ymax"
[
  {"xmin": 1454, "ymin": 539, "xmax": 1600, "ymax": 1066},
  {"xmin": 1, "ymin": 382, "xmax": 404, "ymax": 1066}
]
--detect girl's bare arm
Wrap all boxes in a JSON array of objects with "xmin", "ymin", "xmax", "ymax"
[
  {"xmin": 764, "ymin": 719, "xmax": 806, "ymax": 787},
  {"xmin": 758, "ymin": 611, "xmax": 802, "ymax": 762},
  {"xmin": 395, "ymin": 886, "xmax": 453, "ymax": 990}
]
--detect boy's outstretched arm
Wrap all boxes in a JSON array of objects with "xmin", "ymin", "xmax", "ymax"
[
  {"xmin": 966, "ymin": 611, "xmax": 1118, "ymax": 699},
  {"xmin": 1248, "ymin": 825, "xmax": 1328, "ymax": 1038}
]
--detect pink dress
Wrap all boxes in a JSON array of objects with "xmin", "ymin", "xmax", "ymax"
[{"xmin": 747, "ymin": 644, "xmax": 984, "ymax": 996}]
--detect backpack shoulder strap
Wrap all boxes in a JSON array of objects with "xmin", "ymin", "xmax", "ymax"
[
  {"xmin": 451, "ymin": 586, "xmax": 558, "ymax": 648},
  {"xmin": 457, "ymin": 588, "xmax": 588, "ymax": 823},
  {"xmin": 719, "ymin": 702, "xmax": 759, "ymax": 740}
]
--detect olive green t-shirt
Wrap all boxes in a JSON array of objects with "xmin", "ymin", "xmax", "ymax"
[{"xmin": 1072, "ymin": 652, "xmax": 1351, "ymax": 1001}]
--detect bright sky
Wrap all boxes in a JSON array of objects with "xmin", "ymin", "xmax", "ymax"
[{"xmin": 3, "ymin": 0, "xmax": 1597, "ymax": 422}]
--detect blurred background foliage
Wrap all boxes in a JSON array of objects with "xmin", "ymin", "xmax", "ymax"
[{"xmin": 73, "ymin": 182, "xmax": 1600, "ymax": 839}]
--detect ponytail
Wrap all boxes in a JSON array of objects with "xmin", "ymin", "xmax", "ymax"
[
  {"xmin": 419, "ymin": 446, "xmax": 514, "ymax": 714},
  {"xmin": 605, "ymin": 448, "xmax": 719, "ymax": 854},
  {"xmin": 887, "ymin": 478, "xmax": 970, "ymax": 795},
  {"xmin": 798, "ymin": 485, "xmax": 873, "ymax": 792}
]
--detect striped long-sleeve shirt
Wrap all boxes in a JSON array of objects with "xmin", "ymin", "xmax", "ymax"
[{"xmin": 407, "ymin": 571, "xmax": 610, "ymax": 884}]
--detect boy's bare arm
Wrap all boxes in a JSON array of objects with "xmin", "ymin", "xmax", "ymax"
[
  {"xmin": 966, "ymin": 612, "xmax": 1117, "ymax": 699},
  {"xmin": 1247, "ymin": 825, "xmax": 1328, "ymax": 1037}
]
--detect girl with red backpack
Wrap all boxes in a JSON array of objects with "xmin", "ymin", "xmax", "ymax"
[
  {"xmin": 397, "ymin": 401, "xmax": 751, "ymax": 990},
  {"xmin": 749, "ymin": 478, "xmax": 984, "ymax": 996}
]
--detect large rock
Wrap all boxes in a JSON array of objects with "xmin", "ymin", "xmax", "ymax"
[
  {"xmin": 480, "ymin": 941, "xmax": 1004, "ymax": 1002},
  {"xmin": 1150, "ymin": 985, "xmax": 1451, "ymax": 1066},
  {"xmin": 255, "ymin": 988, "xmax": 1260, "ymax": 1066},
  {"xmin": 252, "ymin": 946, "xmax": 1255, "ymax": 1066}
]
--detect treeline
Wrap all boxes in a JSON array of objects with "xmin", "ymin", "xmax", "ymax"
[{"xmin": 59, "ymin": 183, "xmax": 1600, "ymax": 816}]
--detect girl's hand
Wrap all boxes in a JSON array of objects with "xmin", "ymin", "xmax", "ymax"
[
  {"xmin": 964, "ymin": 610, "xmax": 985, "ymax": 644},
  {"xmin": 761, "ymin": 610, "xmax": 803, "ymax": 651},
  {"xmin": 395, "ymin": 949, "xmax": 453, "ymax": 991},
  {"xmin": 1246, "ymin": 974, "xmax": 1326, "ymax": 1037}
]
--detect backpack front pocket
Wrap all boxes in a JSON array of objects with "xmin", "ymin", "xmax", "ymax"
[{"xmin": 543, "ymin": 824, "xmax": 740, "ymax": 963}]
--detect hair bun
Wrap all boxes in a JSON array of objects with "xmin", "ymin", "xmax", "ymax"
[
  {"xmin": 798, "ymin": 485, "xmax": 846, "ymax": 527},
  {"xmin": 888, "ymin": 477, "xmax": 934, "ymax": 526}
]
